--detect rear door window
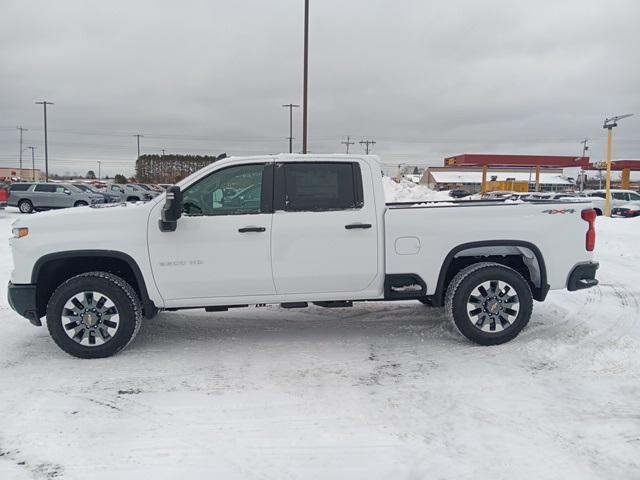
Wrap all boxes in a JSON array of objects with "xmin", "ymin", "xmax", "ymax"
[
  {"xmin": 612, "ymin": 192, "xmax": 628, "ymax": 201},
  {"xmin": 34, "ymin": 184, "xmax": 57, "ymax": 193},
  {"xmin": 10, "ymin": 184, "xmax": 32, "ymax": 191},
  {"xmin": 283, "ymin": 163, "xmax": 363, "ymax": 212}
]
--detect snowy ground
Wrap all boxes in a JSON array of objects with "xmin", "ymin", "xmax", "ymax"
[{"xmin": 1, "ymin": 200, "xmax": 639, "ymax": 479}]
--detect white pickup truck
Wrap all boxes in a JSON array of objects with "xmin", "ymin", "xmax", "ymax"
[{"xmin": 8, "ymin": 154, "xmax": 599, "ymax": 358}]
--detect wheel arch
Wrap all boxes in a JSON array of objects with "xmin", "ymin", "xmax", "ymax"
[
  {"xmin": 430, "ymin": 240, "xmax": 549, "ymax": 306},
  {"xmin": 32, "ymin": 250, "xmax": 156, "ymax": 319}
]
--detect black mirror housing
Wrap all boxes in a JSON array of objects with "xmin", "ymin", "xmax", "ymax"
[{"xmin": 159, "ymin": 186, "xmax": 183, "ymax": 232}]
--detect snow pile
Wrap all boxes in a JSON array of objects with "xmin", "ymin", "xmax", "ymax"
[{"xmin": 382, "ymin": 176, "xmax": 452, "ymax": 203}]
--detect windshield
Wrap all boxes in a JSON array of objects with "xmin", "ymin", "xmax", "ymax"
[
  {"xmin": 137, "ymin": 184, "xmax": 152, "ymax": 191},
  {"xmin": 73, "ymin": 184, "xmax": 97, "ymax": 193},
  {"xmin": 65, "ymin": 184, "xmax": 83, "ymax": 193}
]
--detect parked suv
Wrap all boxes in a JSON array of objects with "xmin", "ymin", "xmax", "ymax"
[
  {"xmin": 586, "ymin": 189, "xmax": 640, "ymax": 215},
  {"xmin": 8, "ymin": 183, "xmax": 105, "ymax": 213},
  {"xmin": 106, "ymin": 183, "xmax": 159, "ymax": 202},
  {"xmin": 72, "ymin": 183, "xmax": 120, "ymax": 203}
]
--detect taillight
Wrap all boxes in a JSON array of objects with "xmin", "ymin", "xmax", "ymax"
[{"xmin": 581, "ymin": 208, "xmax": 596, "ymax": 251}]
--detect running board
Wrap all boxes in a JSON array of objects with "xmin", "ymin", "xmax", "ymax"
[
  {"xmin": 313, "ymin": 301, "xmax": 353, "ymax": 308},
  {"xmin": 280, "ymin": 302, "xmax": 308, "ymax": 309}
]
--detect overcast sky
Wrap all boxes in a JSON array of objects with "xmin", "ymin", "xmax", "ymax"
[{"xmin": 1, "ymin": 0, "xmax": 639, "ymax": 177}]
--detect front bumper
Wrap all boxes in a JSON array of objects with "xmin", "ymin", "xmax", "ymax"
[
  {"xmin": 7, "ymin": 282, "xmax": 41, "ymax": 326},
  {"xmin": 567, "ymin": 262, "xmax": 599, "ymax": 291}
]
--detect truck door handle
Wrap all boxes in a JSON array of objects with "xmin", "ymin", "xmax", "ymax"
[
  {"xmin": 238, "ymin": 226, "xmax": 266, "ymax": 233},
  {"xmin": 345, "ymin": 223, "xmax": 372, "ymax": 230}
]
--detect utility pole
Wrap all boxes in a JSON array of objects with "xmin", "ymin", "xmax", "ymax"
[
  {"xmin": 341, "ymin": 136, "xmax": 354, "ymax": 154},
  {"xmin": 603, "ymin": 114, "xmax": 633, "ymax": 216},
  {"xmin": 161, "ymin": 149, "xmax": 166, "ymax": 156},
  {"xmin": 27, "ymin": 146, "xmax": 36, "ymax": 181},
  {"xmin": 302, "ymin": 0, "xmax": 309, "ymax": 154},
  {"xmin": 17, "ymin": 126, "xmax": 28, "ymax": 179},
  {"xmin": 133, "ymin": 134, "xmax": 143, "ymax": 159},
  {"xmin": 35, "ymin": 101, "xmax": 54, "ymax": 182},
  {"xmin": 359, "ymin": 139, "xmax": 376, "ymax": 155},
  {"xmin": 578, "ymin": 138, "xmax": 589, "ymax": 192},
  {"xmin": 282, "ymin": 103, "xmax": 300, "ymax": 153},
  {"xmin": 97, "ymin": 160, "xmax": 101, "ymax": 181}
]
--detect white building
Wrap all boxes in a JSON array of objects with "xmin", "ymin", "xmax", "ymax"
[{"xmin": 421, "ymin": 167, "xmax": 573, "ymax": 192}]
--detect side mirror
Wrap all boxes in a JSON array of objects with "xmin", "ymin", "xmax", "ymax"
[
  {"xmin": 159, "ymin": 186, "xmax": 183, "ymax": 232},
  {"xmin": 64, "ymin": 189, "xmax": 71, "ymax": 195}
]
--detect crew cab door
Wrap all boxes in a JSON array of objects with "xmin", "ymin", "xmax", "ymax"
[
  {"xmin": 147, "ymin": 162, "xmax": 275, "ymax": 302},
  {"xmin": 270, "ymin": 160, "xmax": 380, "ymax": 295}
]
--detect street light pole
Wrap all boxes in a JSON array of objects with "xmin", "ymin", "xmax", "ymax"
[
  {"xmin": 603, "ymin": 114, "xmax": 634, "ymax": 216},
  {"xmin": 302, "ymin": 0, "xmax": 309, "ymax": 154},
  {"xmin": 27, "ymin": 146, "xmax": 36, "ymax": 181},
  {"xmin": 97, "ymin": 160, "xmax": 101, "ymax": 181},
  {"xmin": 282, "ymin": 104, "xmax": 300, "ymax": 153},
  {"xmin": 35, "ymin": 101, "xmax": 53, "ymax": 182}
]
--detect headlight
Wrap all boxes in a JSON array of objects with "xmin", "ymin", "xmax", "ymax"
[{"xmin": 12, "ymin": 227, "xmax": 29, "ymax": 238}]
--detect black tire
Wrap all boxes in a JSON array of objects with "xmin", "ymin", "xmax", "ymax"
[
  {"xmin": 74, "ymin": 200, "xmax": 88, "ymax": 207},
  {"xmin": 445, "ymin": 262, "xmax": 533, "ymax": 346},
  {"xmin": 594, "ymin": 208, "xmax": 603, "ymax": 216},
  {"xmin": 18, "ymin": 199, "xmax": 33, "ymax": 213},
  {"xmin": 46, "ymin": 272, "xmax": 142, "ymax": 358}
]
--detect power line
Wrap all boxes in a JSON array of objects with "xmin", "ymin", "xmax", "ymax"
[
  {"xmin": 27, "ymin": 146, "xmax": 36, "ymax": 181},
  {"xmin": 341, "ymin": 135, "xmax": 354, "ymax": 154},
  {"xmin": 359, "ymin": 139, "xmax": 376, "ymax": 154},
  {"xmin": 17, "ymin": 126, "xmax": 28, "ymax": 175},
  {"xmin": 133, "ymin": 134, "xmax": 143, "ymax": 159}
]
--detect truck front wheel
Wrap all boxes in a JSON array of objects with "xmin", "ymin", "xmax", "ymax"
[
  {"xmin": 445, "ymin": 262, "xmax": 533, "ymax": 346},
  {"xmin": 46, "ymin": 272, "xmax": 142, "ymax": 358}
]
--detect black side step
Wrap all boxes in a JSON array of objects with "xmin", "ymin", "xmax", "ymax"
[
  {"xmin": 313, "ymin": 301, "xmax": 353, "ymax": 308},
  {"xmin": 205, "ymin": 305, "xmax": 248, "ymax": 312},
  {"xmin": 280, "ymin": 302, "xmax": 308, "ymax": 309}
]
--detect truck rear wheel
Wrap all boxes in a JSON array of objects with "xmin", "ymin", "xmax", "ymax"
[
  {"xmin": 445, "ymin": 262, "xmax": 533, "ymax": 345},
  {"xmin": 46, "ymin": 272, "xmax": 142, "ymax": 358}
]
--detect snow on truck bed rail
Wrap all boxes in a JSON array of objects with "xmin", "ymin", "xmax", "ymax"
[{"xmin": 383, "ymin": 176, "xmax": 452, "ymax": 203}]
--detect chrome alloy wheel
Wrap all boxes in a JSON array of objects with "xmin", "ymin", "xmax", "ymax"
[
  {"xmin": 61, "ymin": 291, "xmax": 120, "ymax": 346},
  {"xmin": 466, "ymin": 280, "xmax": 520, "ymax": 333}
]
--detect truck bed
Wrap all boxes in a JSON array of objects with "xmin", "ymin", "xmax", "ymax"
[{"xmin": 384, "ymin": 199, "xmax": 594, "ymax": 296}]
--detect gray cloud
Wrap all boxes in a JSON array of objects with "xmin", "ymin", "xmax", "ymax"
[{"xmin": 1, "ymin": 0, "xmax": 639, "ymax": 176}]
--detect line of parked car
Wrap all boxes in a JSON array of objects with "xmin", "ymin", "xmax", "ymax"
[
  {"xmin": 449, "ymin": 188, "xmax": 640, "ymax": 217},
  {"xmin": 4, "ymin": 182, "xmax": 165, "ymax": 214}
]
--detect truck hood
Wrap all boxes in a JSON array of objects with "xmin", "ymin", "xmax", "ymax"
[{"xmin": 11, "ymin": 201, "xmax": 156, "ymax": 233}]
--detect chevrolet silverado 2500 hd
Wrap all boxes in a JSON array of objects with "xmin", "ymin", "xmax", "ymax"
[{"xmin": 7, "ymin": 154, "xmax": 599, "ymax": 358}]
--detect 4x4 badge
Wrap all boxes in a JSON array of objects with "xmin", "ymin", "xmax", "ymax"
[{"xmin": 541, "ymin": 209, "xmax": 575, "ymax": 214}]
